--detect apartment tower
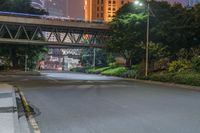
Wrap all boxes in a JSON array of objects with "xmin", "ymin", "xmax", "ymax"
[{"xmin": 84, "ymin": 0, "xmax": 133, "ymax": 21}]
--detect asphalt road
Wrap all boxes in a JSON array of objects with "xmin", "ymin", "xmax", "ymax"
[{"xmin": 1, "ymin": 72, "xmax": 200, "ymax": 133}]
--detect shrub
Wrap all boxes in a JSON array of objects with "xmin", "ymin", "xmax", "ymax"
[
  {"xmin": 70, "ymin": 67, "xmax": 91, "ymax": 73},
  {"xmin": 168, "ymin": 60, "xmax": 191, "ymax": 73},
  {"xmin": 148, "ymin": 71, "xmax": 200, "ymax": 86},
  {"xmin": 121, "ymin": 69, "xmax": 138, "ymax": 78},
  {"xmin": 192, "ymin": 57, "xmax": 200, "ymax": 72},
  {"xmin": 148, "ymin": 72, "xmax": 175, "ymax": 82}
]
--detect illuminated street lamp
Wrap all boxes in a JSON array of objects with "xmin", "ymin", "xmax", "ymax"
[{"xmin": 134, "ymin": 0, "xmax": 150, "ymax": 77}]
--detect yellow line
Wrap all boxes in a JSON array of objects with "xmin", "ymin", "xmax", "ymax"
[{"xmin": 19, "ymin": 91, "xmax": 41, "ymax": 133}]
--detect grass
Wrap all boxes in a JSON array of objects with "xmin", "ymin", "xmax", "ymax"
[{"xmin": 101, "ymin": 67, "xmax": 127, "ymax": 76}]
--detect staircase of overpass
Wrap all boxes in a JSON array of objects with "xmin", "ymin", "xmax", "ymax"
[{"xmin": 0, "ymin": 14, "xmax": 110, "ymax": 48}]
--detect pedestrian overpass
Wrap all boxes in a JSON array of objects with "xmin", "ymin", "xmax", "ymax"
[{"xmin": 0, "ymin": 14, "xmax": 110, "ymax": 48}]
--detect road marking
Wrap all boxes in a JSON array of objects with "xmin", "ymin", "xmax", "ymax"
[{"xmin": 19, "ymin": 91, "xmax": 41, "ymax": 133}]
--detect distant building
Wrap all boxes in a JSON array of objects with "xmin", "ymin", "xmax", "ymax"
[
  {"xmin": 31, "ymin": 0, "xmax": 45, "ymax": 9},
  {"xmin": 84, "ymin": 0, "xmax": 133, "ymax": 21}
]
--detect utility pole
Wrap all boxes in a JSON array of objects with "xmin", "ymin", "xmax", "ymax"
[
  {"xmin": 25, "ymin": 55, "xmax": 28, "ymax": 72},
  {"xmin": 93, "ymin": 48, "xmax": 96, "ymax": 68},
  {"xmin": 145, "ymin": 1, "xmax": 150, "ymax": 77}
]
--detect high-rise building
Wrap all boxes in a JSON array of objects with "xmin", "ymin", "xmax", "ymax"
[
  {"xmin": 68, "ymin": 0, "xmax": 84, "ymax": 18},
  {"xmin": 84, "ymin": 0, "xmax": 133, "ymax": 21}
]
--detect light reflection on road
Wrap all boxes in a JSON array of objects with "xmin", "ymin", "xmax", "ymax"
[{"xmin": 41, "ymin": 72, "xmax": 122, "ymax": 81}]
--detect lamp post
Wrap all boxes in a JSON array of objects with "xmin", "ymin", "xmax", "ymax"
[{"xmin": 134, "ymin": 0, "xmax": 150, "ymax": 77}]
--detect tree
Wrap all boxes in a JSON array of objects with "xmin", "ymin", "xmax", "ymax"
[
  {"xmin": 108, "ymin": 0, "xmax": 200, "ymax": 67},
  {"xmin": 149, "ymin": 2, "xmax": 200, "ymax": 56},
  {"xmin": 107, "ymin": 13, "xmax": 146, "ymax": 67},
  {"xmin": 0, "ymin": 0, "xmax": 48, "ymax": 69}
]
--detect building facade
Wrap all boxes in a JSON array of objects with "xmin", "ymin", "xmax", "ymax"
[
  {"xmin": 84, "ymin": 0, "xmax": 133, "ymax": 21},
  {"xmin": 32, "ymin": 0, "xmax": 84, "ymax": 18}
]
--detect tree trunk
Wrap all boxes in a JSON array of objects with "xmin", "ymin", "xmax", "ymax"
[{"xmin": 10, "ymin": 48, "xmax": 18, "ymax": 68}]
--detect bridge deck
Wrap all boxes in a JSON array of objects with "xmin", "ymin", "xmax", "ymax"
[
  {"xmin": 0, "ymin": 15, "xmax": 110, "ymax": 48},
  {"xmin": 0, "ymin": 15, "xmax": 109, "ymax": 30}
]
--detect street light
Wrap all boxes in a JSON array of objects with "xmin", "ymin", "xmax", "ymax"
[{"xmin": 134, "ymin": 0, "xmax": 150, "ymax": 77}]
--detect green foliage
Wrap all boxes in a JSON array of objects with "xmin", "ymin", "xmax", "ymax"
[
  {"xmin": 192, "ymin": 57, "xmax": 200, "ymax": 72},
  {"xmin": 148, "ymin": 42, "xmax": 169, "ymax": 62},
  {"xmin": 81, "ymin": 48, "xmax": 108, "ymax": 67},
  {"xmin": 0, "ymin": 0, "xmax": 48, "ymax": 70},
  {"xmin": 176, "ymin": 47, "xmax": 200, "ymax": 60},
  {"xmin": 101, "ymin": 67, "xmax": 127, "ymax": 76},
  {"xmin": 168, "ymin": 60, "xmax": 191, "ymax": 73},
  {"xmin": 121, "ymin": 69, "xmax": 138, "ymax": 78},
  {"xmin": 108, "ymin": 13, "xmax": 146, "ymax": 67},
  {"xmin": 149, "ymin": 71, "xmax": 200, "ymax": 86}
]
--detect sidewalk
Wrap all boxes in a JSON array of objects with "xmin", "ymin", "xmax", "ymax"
[
  {"xmin": 0, "ymin": 84, "xmax": 30, "ymax": 133},
  {"xmin": 0, "ymin": 84, "xmax": 19, "ymax": 133}
]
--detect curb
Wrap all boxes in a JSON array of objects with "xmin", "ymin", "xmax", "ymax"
[
  {"xmin": 15, "ymin": 89, "xmax": 31, "ymax": 133},
  {"xmin": 18, "ymin": 90, "xmax": 41, "ymax": 133}
]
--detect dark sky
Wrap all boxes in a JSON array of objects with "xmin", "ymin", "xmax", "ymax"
[{"xmin": 68, "ymin": 0, "xmax": 84, "ymax": 18}]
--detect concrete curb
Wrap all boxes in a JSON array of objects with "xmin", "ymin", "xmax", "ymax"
[
  {"xmin": 124, "ymin": 78, "xmax": 200, "ymax": 91},
  {"xmin": 0, "ymin": 71, "xmax": 41, "ymax": 76}
]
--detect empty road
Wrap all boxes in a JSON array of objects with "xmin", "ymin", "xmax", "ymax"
[{"xmin": 1, "ymin": 72, "xmax": 200, "ymax": 133}]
